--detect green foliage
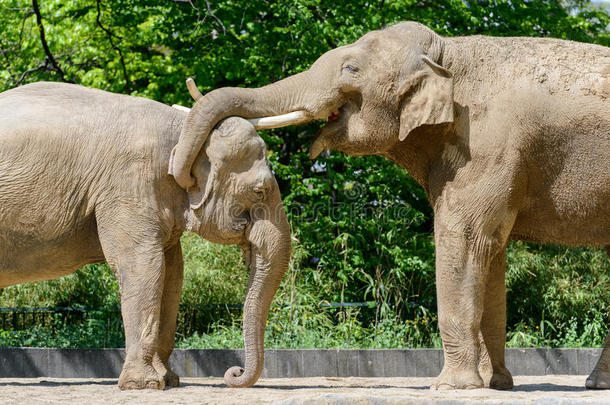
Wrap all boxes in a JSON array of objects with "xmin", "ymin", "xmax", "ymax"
[
  {"xmin": 506, "ymin": 243, "xmax": 610, "ymax": 347},
  {"xmin": 0, "ymin": 0, "xmax": 608, "ymax": 349},
  {"xmin": 0, "ymin": 309, "xmax": 124, "ymax": 348},
  {"xmin": 180, "ymin": 232, "xmax": 248, "ymax": 306},
  {"xmin": 177, "ymin": 306, "xmax": 443, "ymax": 350},
  {"xmin": 0, "ymin": 263, "xmax": 119, "ymax": 308}
]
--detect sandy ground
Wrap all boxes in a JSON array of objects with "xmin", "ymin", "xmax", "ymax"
[{"xmin": 1, "ymin": 376, "xmax": 609, "ymax": 404}]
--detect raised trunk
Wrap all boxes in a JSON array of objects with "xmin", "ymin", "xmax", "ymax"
[
  {"xmin": 171, "ymin": 72, "xmax": 316, "ymax": 189},
  {"xmin": 223, "ymin": 190, "xmax": 291, "ymax": 388}
]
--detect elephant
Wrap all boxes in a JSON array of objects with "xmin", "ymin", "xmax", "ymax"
[
  {"xmin": 0, "ymin": 82, "xmax": 291, "ymax": 389},
  {"xmin": 169, "ymin": 22, "xmax": 610, "ymax": 390}
]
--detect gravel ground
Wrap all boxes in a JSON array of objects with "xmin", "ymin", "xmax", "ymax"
[{"xmin": 1, "ymin": 375, "xmax": 609, "ymax": 404}]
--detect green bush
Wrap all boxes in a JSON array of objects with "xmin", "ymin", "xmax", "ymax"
[{"xmin": 506, "ymin": 243, "xmax": 610, "ymax": 348}]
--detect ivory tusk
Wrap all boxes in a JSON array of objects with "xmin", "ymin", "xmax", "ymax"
[
  {"xmin": 248, "ymin": 110, "xmax": 310, "ymax": 129},
  {"xmin": 172, "ymin": 104, "xmax": 191, "ymax": 113},
  {"xmin": 169, "ymin": 107, "xmax": 310, "ymax": 130},
  {"xmin": 186, "ymin": 77, "xmax": 203, "ymax": 101}
]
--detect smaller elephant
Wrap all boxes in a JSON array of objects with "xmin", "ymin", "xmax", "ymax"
[{"xmin": 0, "ymin": 82, "xmax": 291, "ymax": 389}]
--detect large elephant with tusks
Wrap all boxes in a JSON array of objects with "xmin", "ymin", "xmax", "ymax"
[{"xmin": 170, "ymin": 22, "xmax": 610, "ymax": 390}]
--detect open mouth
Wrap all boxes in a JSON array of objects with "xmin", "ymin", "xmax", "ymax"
[
  {"xmin": 327, "ymin": 109, "xmax": 340, "ymax": 123},
  {"xmin": 310, "ymin": 98, "xmax": 362, "ymax": 159}
]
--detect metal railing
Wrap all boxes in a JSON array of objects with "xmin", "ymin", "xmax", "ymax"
[{"xmin": 0, "ymin": 301, "xmax": 434, "ymax": 337}]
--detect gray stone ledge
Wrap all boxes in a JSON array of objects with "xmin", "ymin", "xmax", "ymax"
[{"xmin": 0, "ymin": 348, "xmax": 601, "ymax": 378}]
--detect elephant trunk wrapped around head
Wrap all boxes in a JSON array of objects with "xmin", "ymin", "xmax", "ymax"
[
  {"xmin": 169, "ymin": 22, "xmax": 453, "ymax": 190},
  {"xmin": 173, "ymin": 116, "xmax": 291, "ymax": 388}
]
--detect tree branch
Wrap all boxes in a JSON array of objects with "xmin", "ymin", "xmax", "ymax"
[
  {"xmin": 15, "ymin": 62, "xmax": 47, "ymax": 86},
  {"xmin": 31, "ymin": 0, "xmax": 70, "ymax": 82},
  {"xmin": 18, "ymin": 9, "xmax": 35, "ymax": 49},
  {"xmin": 203, "ymin": 0, "xmax": 226, "ymax": 35},
  {"xmin": 95, "ymin": 0, "xmax": 131, "ymax": 93}
]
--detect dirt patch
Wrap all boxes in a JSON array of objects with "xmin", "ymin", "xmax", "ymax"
[{"xmin": 1, "ymin": 375, "xmax": 608, "ymax": 404}]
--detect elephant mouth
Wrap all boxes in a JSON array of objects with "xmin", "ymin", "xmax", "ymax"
[
  {"xmin": 327, "ymin": 109, "xmax": 340, "ymax": 123},
  {"xmin": 310, "ymin": 100, "xmax": 359, "ymax": 158}
]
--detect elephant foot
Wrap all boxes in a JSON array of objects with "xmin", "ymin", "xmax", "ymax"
[
  {"xmin": 430, "ymin": 367, "xmax": 484, "ymax": 390},
  {"xmin": 489, "ymin": 367, "xmax": 514, "ymax": 390},
  {"xmin": 153, "ymin": 356, "xmax": 180, "ymax": 387},
  {"xmin": 477, "ymin": 346, "xmax": 493, "ymax": 387},
  {"xmin": 162, "ymin": 368, "xmax": 180, "ymax": 387},
  {"xmin": 586, "ymin": 370, "xmax": 610, "ymax": 390},
  {"xmin": 118, "ymin": 361, "xmax": 166, "ymax": 390}
]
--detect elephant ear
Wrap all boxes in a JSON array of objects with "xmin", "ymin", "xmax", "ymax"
[
  {"xmin": 187, "ymin": 124, "xmax": 235, "ymax": 209},
  {"xmin": 398, "ymin": 55, "xmax": 454, "ymax": 141},
  {"xmin": 187, "ymin": 152, "xmax": 218, "ymax": 210}
]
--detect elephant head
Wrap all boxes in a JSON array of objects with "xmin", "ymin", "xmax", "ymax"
[
  {"xmin": 178, "ymin": 117, "xmax": 291, "ymax": 388},
  {"xmin": 169, "ymin": 21, "xmax": 454, "ymax": 189}
]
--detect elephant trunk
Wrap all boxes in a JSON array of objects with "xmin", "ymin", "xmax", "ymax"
[
  {"xmin": 171, "ymin": 71, "xmax": 316, "ymax": 189},
  {"xmin": 223, "ymin": 188, "xmax": 291, "ymax": 388}
]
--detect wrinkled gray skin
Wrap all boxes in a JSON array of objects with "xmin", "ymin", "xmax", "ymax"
[
  {"xmin": 0, "ymin": 82, "xmax": 291, "ymax": 389},
  {"xmin": 170, "ymin": 22, "xmax": 610, "ymax": 390}
]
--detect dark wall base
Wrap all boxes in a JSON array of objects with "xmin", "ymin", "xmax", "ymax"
[{"xmin": 0, "ymin": 348, "xmax": 602, "ymax": 379}]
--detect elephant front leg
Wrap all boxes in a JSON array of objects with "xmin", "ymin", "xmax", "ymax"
[
  {"xmin": 97, "ymin": 211, "xmax": 167, "ymax": 390},
  {"xmin": 431, "ymin": 226, "xmax": 487, "ymax": 390},
  {"xmin": 430, "ymin": 169, "xmax": 519, "ymax": 391},
  {"xmin": 152, "ymin": 242, "xmax": 184, "ymax": 388},
  {"xmin": 479, "ymin": 248, "xmax": 513, "ymax": 390},
  {"xmin": 586, "ymin": 332, "xmax": 610, "ymax": 389}
]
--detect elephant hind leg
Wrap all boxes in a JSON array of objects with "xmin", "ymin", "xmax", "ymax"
[
  {"xmin": 586, "ymin": 247, "xmax": 610, "ymax": 389},
  {"xmin": 586, "ymin": 332, "xmax": 610, "ymax": 389}
]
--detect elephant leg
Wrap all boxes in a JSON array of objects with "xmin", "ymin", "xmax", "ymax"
[
  {"xmin": 431, "ymin": 226, "xmax": 487, "ymax": 390},
  {"xmin": 431, "ymin": 189, "xmax": 516, "ymax": 390},
  {"xmin": 586, "ymin": 332, "xmax": 610, "ymax": 389},
  {"xmin": 96, "ymin": 208, "xmax": 166, "ymax": 390},
  {"xmin": 479, "ymin": 248, "xmax": 513, "ymax": 390},
  {"xmin": 152, "ymin": 242, "xmax": 184, "ymax": 388}
]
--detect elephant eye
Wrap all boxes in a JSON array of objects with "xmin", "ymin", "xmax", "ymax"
[{"xmin": 342, "ymin": 64, "xmax": 357, "ymax": 73}]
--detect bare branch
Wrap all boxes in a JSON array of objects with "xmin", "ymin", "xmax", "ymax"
[
  {"xmin": 95, "ymin": 0, "xmax": 131, "ymax": 93},
  {"xmin": 18, "ymin": 9, "xmax": 35, "ymax": 49},
  {"xmin": 203, "ymin": 0, "xmax": 226, "ymax": 35},
  {"xmin": 15, "ymin": 62, "xmax": 47, "ymax": 86},
  {"xmin": 31, "ymin": 0, "xmax": 71, "ymax": 82}
]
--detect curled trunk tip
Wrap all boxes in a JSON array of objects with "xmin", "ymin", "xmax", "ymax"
[{"xmin": 223, "ymin": 366, "xmax": 259, "ymax": 388}]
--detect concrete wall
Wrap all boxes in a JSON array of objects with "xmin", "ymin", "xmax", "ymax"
[{"xmin": 0, "ymin": 348, "xmax": 601, "ymax": 378}]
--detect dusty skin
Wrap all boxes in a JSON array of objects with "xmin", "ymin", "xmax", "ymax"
[
  {"xmin": 0, "ymin": 84, "xmax": 291, "ymax": 389},
  {"xmin": 1, "ymin": 376, "xmax": 609, "ymax": 404}
]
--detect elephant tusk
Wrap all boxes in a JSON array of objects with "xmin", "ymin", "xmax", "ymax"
[
  {"xmin": 247, "ymin": 111, "xmax": 310, "ymax": 130},
  {"xmin": 186, "ymin": 77, "xmax": 203, "ymax": 101},
  {"xmin": 170, "ymin": 106, "xmax": 310, "ymax": 131},
  {"xmin": 172, "ymin": 104, "xmax": 191, "ymax": 113}
]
